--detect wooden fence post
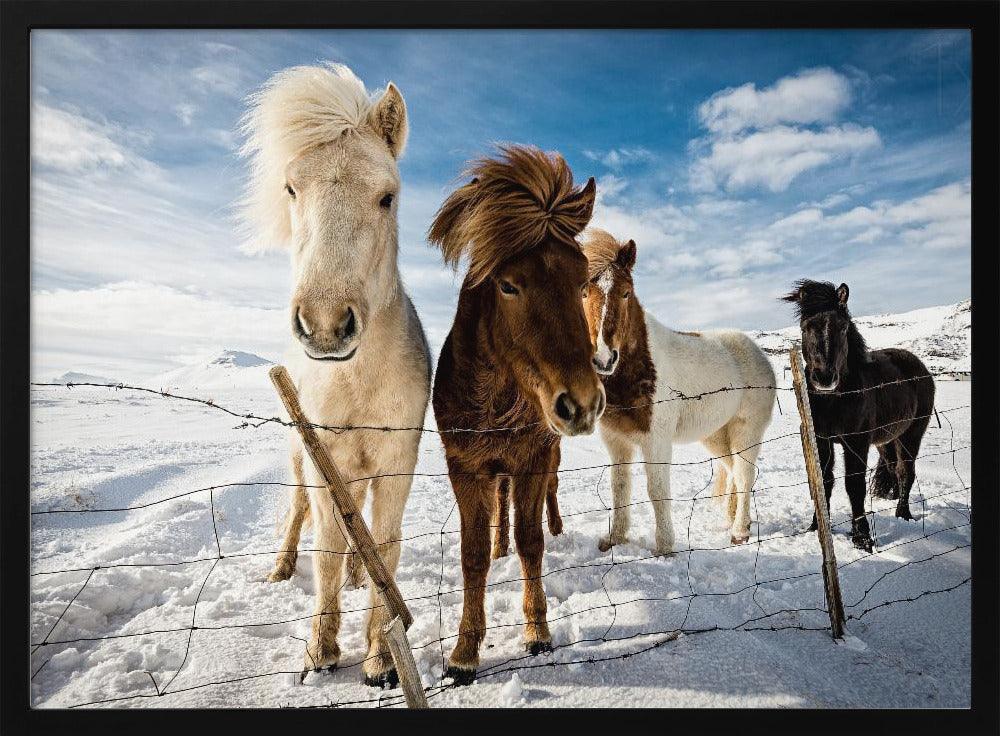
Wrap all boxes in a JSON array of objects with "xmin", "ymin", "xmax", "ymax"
[
  {"xmin": 789, "ymin": 348, "xmax": 846, "ymax": 639},
  {"xmin": 269, "ymin": 366, "xmax": 428, "ymax": 707}
]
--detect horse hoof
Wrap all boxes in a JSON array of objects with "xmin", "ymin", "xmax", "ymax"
[
  {"xmin": 730, "ymin": 534, "xmax": 749, "ymax": 545},
  {"xmin": 852, "ymin": 536, "xmax": 874, "ymax": 553},
  {"xmin": 896, "ymin": 508, "xmax": 914, "ymax": 521},
  {"xmin": 444, "ymin": 664, "xmax": 476, "ymax": 686},
  {"xmin": 491, "ymin": 545, "xmax": 509, "ymax": 560},
  {"xmin": 527, "ymin": 640, "xmax": 552, "ymax": 656},
  {"xmin": 597, "ymin": 537, "xmax": 617, "ymax": 553},
  {"xmin": 364, "ymin": 668, "xmax": 399, "ymax": 689},
  {"xmin": 548, "ymin": 519, "xmax": 564, "ymax": 536},
  {"xmin": 299, "ymin": 662, "xmax": 336, "ymax": 683},
  {"xmin": 266, "ymin": 565, "xmax": 294, "ymax": 583}
]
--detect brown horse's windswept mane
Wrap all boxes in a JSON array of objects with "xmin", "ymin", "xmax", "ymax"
[
  {"xmin": 581, "ymin": 228, "xmax": 626, "ymax": 279},
  {"xmin": 428, "ymin": 144, "xmax": 596, "ymax": 286}
]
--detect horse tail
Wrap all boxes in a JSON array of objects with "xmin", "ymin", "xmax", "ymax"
[{"xmin": 868, "ymin": 453, "xmax": 897, "ymax": 498}]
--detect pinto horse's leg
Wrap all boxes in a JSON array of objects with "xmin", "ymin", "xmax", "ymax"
[
  {"xmin": 512, "ymin": 455, "xmax": 553, "ymax": 654},
  {"xmin": 545, "ymin": 442, "xmax": 563, "ymax": 536},
  {"xmin": 895, "ymin": 414, "xmax": 931, "ymax": 521},
  {"xmin": 361, "ymin": 472, "xmax": 411, "ymax": 688},
  {"xmin": 492, "ymin": 477, "xmax": 511, "ymax": 560},
  {"xmin": 268, "ymin": 449, "xmax": 309, "ymax": 583},
  {"xmin": 446, "ymin": 471, "xmax": 492, "ymax": 684},
  {"xmin": 597, "ymin": 429, "xmax": 636, "ymax": 552},
  {"xmin": 809, "ymin": 437, "xmax": 836, "ymax": 532},
  {"xmin": 841, "ymin": 437, "xmax": 874, "ymax": 552},
  {"xmin": 641, "ymin": 439, "xmax": 675, "ymax": 555}
]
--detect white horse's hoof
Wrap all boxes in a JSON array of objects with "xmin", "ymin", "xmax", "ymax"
[
  {"xmin": 598, "ymin": 536, "xmax": 623, "ymax": 553},
  {"xmin": 730, "ymin": 534, "xmax": 749, "ymax": 545}
]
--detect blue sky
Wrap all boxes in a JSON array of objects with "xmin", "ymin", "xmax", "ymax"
[{"xmin": 29, "ymin": 30, "xmax": 971, "ymax": 379}]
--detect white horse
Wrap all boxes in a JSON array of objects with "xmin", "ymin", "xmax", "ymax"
[
  {"xmin": 239, "ymin": 63, "xmax": 431, "ymax": 686},
  {"xmin": 581, "ymin": 229, "xmax": 775, "ymax": 552}
]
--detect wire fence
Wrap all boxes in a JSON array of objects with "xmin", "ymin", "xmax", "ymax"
[{"xmin": 27, "ymin": 373, "xmax": 972, "ymax": 708}]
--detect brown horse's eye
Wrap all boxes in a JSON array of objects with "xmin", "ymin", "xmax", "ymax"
[
  {"xmin": 581, "ymin": 284, "xmax": 588, "ymax": 298},
  {"xmin": 623, "ymin": 291, "xmax": 631, "ymax": 299},
  {"xmin": 285, "ymin": 183, "xmax": 296, "ymax": 199},
  {"xmin": 379, "ymin": 192, "xmax": 394, "ymax": 208},
  {"xmin": 498, "ymin": 279, "xmax": 519, "ymax": 296}
]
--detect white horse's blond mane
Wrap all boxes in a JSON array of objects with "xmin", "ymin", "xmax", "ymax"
[{"xmin": 238, "ymin": 62, "xmax": 386, "ymax": 252}]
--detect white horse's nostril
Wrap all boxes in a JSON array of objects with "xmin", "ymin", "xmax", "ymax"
[{"xmin": 297, "ymin": 310, "xmax": 312, "ymax": 337}]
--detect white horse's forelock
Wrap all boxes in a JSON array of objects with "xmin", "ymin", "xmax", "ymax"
[{"xmin": 237, "ymin": 62, "xmax": 381, "ymax": 253}]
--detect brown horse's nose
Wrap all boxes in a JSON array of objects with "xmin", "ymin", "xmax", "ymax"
[{"xmin": 552, "ymin": 383, "xmax": 605, "ymax": 436}]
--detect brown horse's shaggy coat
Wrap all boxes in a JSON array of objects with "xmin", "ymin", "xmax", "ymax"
[{"xmin": 429, "ymin": 145, "xmax": 602, "ymax": 682}]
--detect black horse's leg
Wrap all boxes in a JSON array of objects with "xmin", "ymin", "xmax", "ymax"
[
  {"xmin": 809, "ymin": 437, "xmax": 836, "ymax": 532},
  {"xmin": 842, "ymin": 436, "xmax": 874, "ymax": 552},
  {"xmin": 896, "ymin": 415, "xmax": 931, "ymax": 521},
  {"xmin": 870, "ymin": 442, "xmax": 899, "ymax": 499}
]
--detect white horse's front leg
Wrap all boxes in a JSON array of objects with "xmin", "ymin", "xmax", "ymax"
[
  {"xmin": 361, "ymin": 464, "xmax": 414, "ymax": 688},
  {"xmin": 598, "ymin": 430, "xmax": 635, "ymax": 552},
  {"xmin": 642, "ymin": 440, "xmax": 675, "ymax": 555},
  {"xmin": 729, "ymin": 447, "xmax": 759, "ymax": 545}
]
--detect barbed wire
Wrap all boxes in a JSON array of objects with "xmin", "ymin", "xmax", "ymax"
[{"xmin": 28, "ymin": 375, "xmax": 971, "ymax": 708}]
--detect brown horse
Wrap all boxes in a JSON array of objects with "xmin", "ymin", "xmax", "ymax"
[{"xmin": 429, "ymin": 144, "xmax": 604, "ymax": 684}]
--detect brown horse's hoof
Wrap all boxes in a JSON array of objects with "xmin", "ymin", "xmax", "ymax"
[
  {"xmin": 267, "ymin": 554, "xmax": 297, "ymax": 582},
  {"xmin": 364, "ymin": 668, "xmax": 399, "ymax": 689},
  {"xmin": 526, "ymin": 640, "xmax": 552, "ymax": 656},
  {"xmin": 444, "ymin": 664, "xmax": 477, "ymax": 686},
  {"xmin": 730, "ymin": 534, "xmax": 749, "ymax": 545},
  {"xmin": 548, "ymin": 518, "xmax": 564, "ymax": 536},
  {"xmin": 491, "ymin": 544, "xmax": 509, "ymax": 560}
]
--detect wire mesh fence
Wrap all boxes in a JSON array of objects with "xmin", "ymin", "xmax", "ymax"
[{"xmin": 27, "ymin": 372, "xmax": 972, "ymax": 708}]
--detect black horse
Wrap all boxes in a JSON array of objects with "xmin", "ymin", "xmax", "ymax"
[{"xmin": 783, "ymin": 280, "xmax": 936, "ymax": 552}]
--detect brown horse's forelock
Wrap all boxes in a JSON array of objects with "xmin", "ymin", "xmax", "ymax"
[
  {"xmin": 581, "ymin": 228, "xmax": 626, "ymax": 280},
  {"xmin": 429, "ymin": 144, "xmax": 593, "ymax": 285}
]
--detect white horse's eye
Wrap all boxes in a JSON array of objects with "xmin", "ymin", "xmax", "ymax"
[
  {"xmin": 285, "ymin": 183, "xmax": 296, "ymax": 199},
  {"xmin": 379, "ymin": 192, "xmax": 394, "ymax": 208}
]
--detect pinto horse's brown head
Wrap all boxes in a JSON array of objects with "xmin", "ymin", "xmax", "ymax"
[
  {"xmin": 428, "ymin": 144, "xmax": 605, "ymax": 436},
  {"xmin": 581, "ymin": 229, "xmax": 638, "ymax": 376}
]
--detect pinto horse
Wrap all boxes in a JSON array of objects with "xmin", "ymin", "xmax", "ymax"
[
  {"xmin": 582, "ymin": 229, "xmax": 776, "ymax": 551},
  {"xmin": 239, "ymin": 63, "xmax": 431, "ymax": 686},
  {"xmin": 429, "ymin": 145, "xmax": 604, "ymax": 684},
  {"xmin": 783, "ymin": 280, "xmax": 935, "ymax": 552}
]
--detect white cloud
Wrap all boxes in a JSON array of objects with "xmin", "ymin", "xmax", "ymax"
[
  {"xmin": 31, "ymin": 103, "xmax": 155, "ymax": 174},
  {"xmin": 584, "ymin": 147, "xmax": 655, "ymax": 171},
  {"xmin": 690, "ymin": 124, "xmax": 881, "ymax": 193},
  {"xmin": 175, "ymin": 103, "xmax": 197, "ymax": 126},
  {"xmin": 698, "ymin": 67, "xmax": 853, "ymax": 135}
]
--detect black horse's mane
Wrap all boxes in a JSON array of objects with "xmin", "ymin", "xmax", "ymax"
[{"xmin": 783, "ymin": 279, "xmax": 871, "ymax": 365}]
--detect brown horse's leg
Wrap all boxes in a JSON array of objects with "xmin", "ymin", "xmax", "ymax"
[
  {"xmin": 268, "ymin": 449, "xmax": 309, "ymax": 583},
  {"xmin": 447, "ymin": 473, "xmax": 492, "ymax": 684},
  {"xmin": 545, "ymin": 442, "xmax": 563, "ymax": 536},
  {"xmin": 492, "ymin": 477, "xmax": 511, "ymax": 559},
  {"xmin": 513, "ymin": 457, "xmax": 552, "ymax": 654}
]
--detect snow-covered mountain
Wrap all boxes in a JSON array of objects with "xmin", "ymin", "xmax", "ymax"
[
  {"xmin": 49, "ymin": 371, "xmax": 120, "ymax": 385},
  {"xmin": 752, "ymin": 299, "xmax": 971, "ymax": 375},
  {"xmin": 150, "ymin": 349, "xmax": 276, "ymax": 391}
]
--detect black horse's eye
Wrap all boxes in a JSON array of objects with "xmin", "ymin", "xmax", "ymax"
[
  {"xmin": 623, "ymin": 291, "xmax": 631, "ymax": 299},
  {"xmin": 285, "ymin": 183, "xmax": 296, "ymax": 199},
  {"xmin": 498, "ymin": 279, "xmax": 519, "ymax": 296},
  {"xmin": 379, "ymin": 192, "xmax": 395, "ymax": 208}
]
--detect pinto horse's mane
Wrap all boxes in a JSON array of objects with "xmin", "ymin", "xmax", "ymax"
[
  {"xmin": 783, "ymin": 279, "xmax": 871, "ymax": 365},
  {"xmin": 238, "ymin": 63, "xmax": 388, "ymax": 252},
  {"xmin": 428, "ymin": 144, "xmax": 595, "ymax": 286},
  {"xmin": 581, "ymin": 228, "xmax": 625, "ymax": 279}
]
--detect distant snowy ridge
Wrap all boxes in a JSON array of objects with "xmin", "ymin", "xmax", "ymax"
[
  {"xmin": 752, "ymin": 298, "xmax": 971, "ymax": 376},
  {"xmin": 49, "ymin": 371, "xmax": 120, "ymax": 385},
  {"xmin": 150, "ymin": 349, "xmax": 276, "ymax": 391}
]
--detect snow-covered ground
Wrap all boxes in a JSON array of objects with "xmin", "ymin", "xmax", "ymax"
[{"xmin": 29, "ymin": 306, "xmax": 971, "ymax": 709}]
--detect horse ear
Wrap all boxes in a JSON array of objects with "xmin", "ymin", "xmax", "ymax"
[
  {"xmin": 837, "ymin": 282, "xmax": 849, "ymax": 307},
  {"xmin": 616, "ymin": 239, "xmax": 637, "ymax": 271},
  {"xmin": 370, "ymin": 82, "xmax": 408, "ymax": 158},
  {"xmin": 576, "ymin": 177, "xmax": 597, "ymax": 224}
]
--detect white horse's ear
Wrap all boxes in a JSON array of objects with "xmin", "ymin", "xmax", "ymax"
[
  {"xmin": 837, "ymin": 282, "xmax": 849, "ymax": 306},
  {"xmin": 370, "ymin": 82, "xmax": 408, "ymax": 158},
  {"xmin": 616, "ymin": 239, "xmax": 637, "ymax": 271}
]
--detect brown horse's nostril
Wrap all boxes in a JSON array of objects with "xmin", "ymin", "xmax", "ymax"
[{"xmin": 554, "ymin": 393, "xmax": 575, "ymax": 423}]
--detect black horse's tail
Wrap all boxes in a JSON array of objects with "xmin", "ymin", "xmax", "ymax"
[{"xmin": 869, "ymin": 453, "xmax": 898, "ymax": 499}]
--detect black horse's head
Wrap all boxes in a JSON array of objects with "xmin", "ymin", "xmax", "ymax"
[{"xmin": 783, "ymin": 279, "xmax": 868, "ymax": 393}]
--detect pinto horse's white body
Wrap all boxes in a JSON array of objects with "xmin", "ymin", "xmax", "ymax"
[
  {"xmin": 239, "ymin": 63, "xmax": 431, "ymax": 684},
  {"xmin": 601, "ymin": 318, "xmax": 776, "ymax": 552}
]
